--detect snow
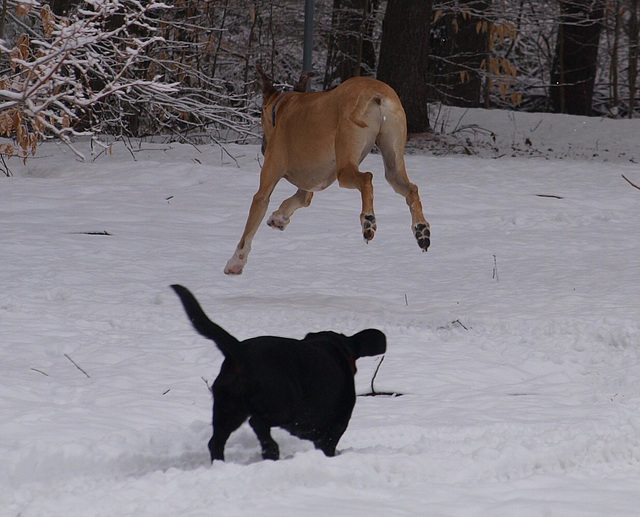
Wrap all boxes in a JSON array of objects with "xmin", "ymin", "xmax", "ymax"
[{"xmin": 2, "ymin": 107, "xmax": 640, "ymax": 516}]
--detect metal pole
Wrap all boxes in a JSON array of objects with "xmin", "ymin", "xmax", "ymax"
[{"xmin": 303, "ymin": 0, "xmax": 315, "ymax": 78}]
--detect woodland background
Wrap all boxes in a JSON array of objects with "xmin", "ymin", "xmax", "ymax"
[{"xmin": 1, "ymin": 0, "xmax": 639, "ymax": 165}]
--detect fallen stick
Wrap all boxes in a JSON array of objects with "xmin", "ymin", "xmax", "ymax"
[
  {"xmin": 370, "ymin": 355, "xmax": 385, "ymax": 395},
  {"xmin": 622, "ymin": 174, "xmax": 640, "ymax": 191},
  {"xmin": 64, "ymin": 353, "xmax": 90, "ymax": 378}
]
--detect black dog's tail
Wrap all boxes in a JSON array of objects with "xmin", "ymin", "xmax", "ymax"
[{"xmin": 171, "ymin": 285, "xmax": 239, "ymax": 358}]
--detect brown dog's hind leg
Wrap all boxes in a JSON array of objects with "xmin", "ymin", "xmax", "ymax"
[
  {"xmin": 378, "ymin": 129, "xmax": 430, "ymax": 252},
  {"xmin": 335, "ymin": 112, "xmax": 378, "ymax": 242},
  {"xmin": 336, "ymin": 163, "xmax": 376, "ymax": 242},
  {"xmin": 267, "ymin": 189, "xmax": 314, "ymax": 231}
]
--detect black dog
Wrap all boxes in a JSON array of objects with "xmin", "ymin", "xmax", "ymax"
[{"xmin": 171, "ymin": 285, "xmax": 386, "ymax": 461}]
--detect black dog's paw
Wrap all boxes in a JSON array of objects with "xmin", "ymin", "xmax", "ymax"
[
  {"xmin": 414, "ymin": 222, "xmax": 430, "ymax": 251},
  {"xmin": 262, "ymin": 444, "xmax": 280, "ymax": 461}
]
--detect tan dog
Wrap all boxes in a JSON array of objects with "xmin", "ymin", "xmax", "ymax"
[{"xmin": 224, "ymin": 65, "xmax": 430, "ymax": 275}]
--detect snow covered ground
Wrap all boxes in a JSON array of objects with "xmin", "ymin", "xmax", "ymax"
[{"xmin": 2, "ymin": 107, "xmax": 640, "ymax": 516}]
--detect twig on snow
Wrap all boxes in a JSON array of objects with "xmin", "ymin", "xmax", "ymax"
[
  {"xmin": 202, "ymin": 376, "xmax": 213, "ymax": 393},
  {"xmin": 536, "ymin": 194, "xmax": 564, "ymax": 199},
  {"xmin": 622, "ymin": 174, "xmax": 640, "ymax": 191},
  {"xmin": 453, "ymin": 319, "xmax": 469, "ymax": 331},
  {"xmin": 64, "ymin": 353, "xmax": 90, "ymax": 378},
  {"xmin": 370, "ymin": 355, "xmax": 385, "ymax": 395},
  {"xmin": 359, "ymin": 356, "xmax": 403, "ymax": 397}
]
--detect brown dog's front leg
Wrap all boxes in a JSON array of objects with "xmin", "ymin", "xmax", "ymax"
[
  {"xmin": 224, "ymin": 177, "xmax": 279, "ymax": 275},
  {"xmin": 267, "ymin": 189, "xmax": 314, "ymax": 231},
  {"xmin": 224, "ymin": 243, "xmax": 251, "ymax": 276}
]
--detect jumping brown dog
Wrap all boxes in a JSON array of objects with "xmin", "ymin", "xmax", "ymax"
[{"xmin": 224, "ymin": 65, "xmax": 430, "ymax": 275}]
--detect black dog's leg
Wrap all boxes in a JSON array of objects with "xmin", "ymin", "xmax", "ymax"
[
  {"xmin": 208, "ymin": 432, "xmax": 227, "ymax": 462},
  {"xmin": 314, "ymin": 421, "xmax": 349, "ymax": 457},
  {"xmin": 249, "ymin": 416, "xmax": 280, "ymax": 460},
  {"xmin": 209, "ymin": 420, "xmax": 244, "ymax": 462},
  {"xmin": 209, "ymin": 404, "xmax": 248, "ymax": 462}
]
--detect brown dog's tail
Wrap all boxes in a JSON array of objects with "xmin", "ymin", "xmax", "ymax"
[
  {"xmin": 348, "ymin": 89, "xmax": 383, "ymax": 129},
  {"xmin": 171, "ymin": 285, "xmax": 240, "ymax": 358}
]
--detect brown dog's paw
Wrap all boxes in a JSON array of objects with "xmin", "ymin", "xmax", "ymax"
[
  {"xmin": 224, "ymin": 253, "xmax": 246, "ymax": 275},
  {"xmin": 267, "ymin": 213, "xmax": 289, "ymax": 231},
  {"xmin": 362, "ymin": 214, "xmax": 377, "ymax": 242},
  {"xmin": 414, "ymin": 222, "xmax": 430, "ymax": 251}
]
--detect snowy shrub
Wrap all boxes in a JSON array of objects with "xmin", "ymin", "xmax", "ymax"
[{"xmin": 0, "ymin": 0, "xmax": 257, "ymax": 162}]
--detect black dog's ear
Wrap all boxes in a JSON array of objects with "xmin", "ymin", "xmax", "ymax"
[{"xmin": 348, "ymin": 329, "xmax": 386, "ymax": 358}]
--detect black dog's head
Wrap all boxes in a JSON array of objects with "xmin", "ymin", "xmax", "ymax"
[
  {"xmin": 303, "ymin": 328, "xmax": 386, "ymax": 375},
  {"xmin": 305, "ymin": 328, "xmax": 386, "ymax": 358},
  {"xmin": 348, "ymin": 328, "xmax": 387, "ymax": 358}
]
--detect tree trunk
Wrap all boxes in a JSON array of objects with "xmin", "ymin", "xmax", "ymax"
[
  {"xmin": 0, "ymin": 0, "xmax": 8, "ymax": 39},
  {"xmin": 609, "ymin": 0, "xmax": 621, "ymax": 114},
  {"xmin": 629, "ymin": 0, "xmax": 639, "ymax": 117},
  {"xmin": 377, "ymin": 0, "xmax": 431, "ymax": 133},
  {"xmin": 550, "ymin": 0, "xmax": 605, "ymax": 115}
]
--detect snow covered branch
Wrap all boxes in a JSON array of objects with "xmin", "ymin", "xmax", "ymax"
[{"xmin": 0, "ymin": 0, "xmax": 257, "ymax": 162}]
